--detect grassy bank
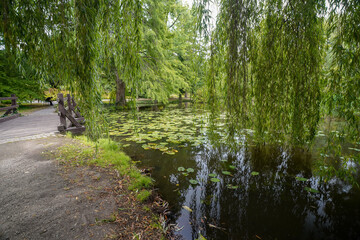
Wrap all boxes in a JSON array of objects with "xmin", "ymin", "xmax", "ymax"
[
  {"xmin": 57, "ymin": 136, "xmax": 154, "ymax": 201},
  {"xmin": 55, "ymin": 135, "xmax": 166, "ymax": 239}
]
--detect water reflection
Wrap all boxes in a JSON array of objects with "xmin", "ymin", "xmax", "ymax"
[{"xmin": 108, "ymin": 107, "xmax": 360, "ymax": 240}]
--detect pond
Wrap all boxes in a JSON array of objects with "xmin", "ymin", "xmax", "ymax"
[{"xmin": 106, "ymin": 104, "xmax": 360, "ymax": 240}]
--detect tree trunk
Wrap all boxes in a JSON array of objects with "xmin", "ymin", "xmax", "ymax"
[
  {"xmin": 115, "ymin": 70, "xmax": 126, "ymax": 106},
  {"xmin": 185, "ymin": 92, "xmax": 188, "ymax": 98},
  {"xmin": 152, "ymin": 100, "xmax": 159, "ymax": 111},
  {"xmin": 179, "ymin": 93, "xmax": 182, "ymax": 102}
]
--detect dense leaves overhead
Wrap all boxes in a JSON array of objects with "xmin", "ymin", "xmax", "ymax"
[
  {"xmin": 1, "ymin": 0, "xmax": 359, "ymax": 146},
  {"xmin": 1, "ymin": 0, "xmax": 203, "ymax": 139},
  {"xmin": 198, "ymin": 0, "xmax": 359, "ymax": 146}
]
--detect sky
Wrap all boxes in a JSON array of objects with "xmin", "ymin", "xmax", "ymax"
[
  {"xmin": 182, "ymin": 0, "xmax": 194, "ymax": 7},
  {"xmin": 181, "ymin": 0, "xmax": 219, "ymax": 28}
]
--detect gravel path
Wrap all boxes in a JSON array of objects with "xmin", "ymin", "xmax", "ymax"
[
  {"xmin": 0, "ymin": 108, "xmax": 119, "ymax": 240},
  {"xmin": 0, "ymin": 107, "xmax": 59, "ymax": 144},
  {"xmin": 0, "ymin": 137, "xmax": 119, "ymax": 240}
]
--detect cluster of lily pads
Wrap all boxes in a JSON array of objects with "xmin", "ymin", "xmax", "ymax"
[
  {"xmin": 106, "ymin": 108, "xmax": 324, "ymax": 194},
  {"xmin": 177, "ymin": 164, "xmax": 262, "ymax": 189},
  {"xmin": 106, "ymin": 109, "xmax": 209, "ymax": 155},
  {"xmin": 177, "ymin": 165, "xmax": 320, "ymax": 193}
]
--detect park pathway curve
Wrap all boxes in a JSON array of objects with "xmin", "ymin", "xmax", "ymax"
[{"xmin": 0, "ymin": 106, "xmax": 59, "ymax": 144}]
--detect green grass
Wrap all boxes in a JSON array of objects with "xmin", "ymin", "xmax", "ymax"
[
  {"xmin": 18, "ymin": 103, "xmax": 50, "ymax": 114},
  {"xmin": 57, "ymin": 136, "xmax": 154, "ymax": 201},
  {"xmin": 136, "ymin": 190, "xmax": 152, "ymax": 202}
]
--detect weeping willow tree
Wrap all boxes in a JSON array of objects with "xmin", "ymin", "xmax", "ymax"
[
  {"xmin": 316, "ymin": 0, "xmax": 360, "ymax": 184},
  {"xmin": 99, "ymin": 0, "xmax": 143, "ymax": 107},
  {"xmin": 196, "ymin": 0, "xmax": 360, "ymax": 184},
  {"xmin": 252, "ymin": 0, "xmax": 325, "ymax": 145},
  {"xmin": 1, "ymin": 0, "xmax": 143, "ymax": 140},
  {"xmin": 199, "ymin": 0, "xmax": 339, "ymax": 146},
  {"xmin": 325, "ymin": 0, "xmax": 360, "ymax": 141}
]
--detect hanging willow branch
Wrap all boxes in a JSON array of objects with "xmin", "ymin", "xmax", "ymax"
[
  {"xmin": 325, "ymin": 0, "xmax": 360, "ymax": 141},
  {"xmin": 203, "ymin": 0, "xmax": 326, "ymax": 146},
  {"xmin": 1, "ymin": 0, "xmax": 146, "ymax": 140}
]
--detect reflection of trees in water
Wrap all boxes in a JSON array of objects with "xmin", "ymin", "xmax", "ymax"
[{"xmin": 179, "ymin": 142, "xmax": 360, "ymax": 239}]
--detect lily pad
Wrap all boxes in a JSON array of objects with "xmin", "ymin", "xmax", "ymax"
[
  {"xmin": 304, "ymin": 187, "xmax": 319, "ymax": 193},
  {"xmin": 210, "ymin": 177, "xmax": 220, "ymax": 183},
  {"xmin": 182, "ymin": 206, "xmax": 193, "ymax": 212},
  {"xmin": 220, "ymin": 159, "xmax": 228, "ymax": 162},
  {"xmin": 209, "ymin": 173, "xmax": 217, "ymax": 177},
  {"xmin": 222, "ymin": 171, "xmax": 231, "ymax": 175},
  {"xmin": 187, "ymin": 168, "xmax": 194, "ymax": 173},
  {"xmin": 189, "ymin": 179, "xmax": 199, "ymax": 185},
  {"xmin": 164, "ymin": 150, "xmax": 176, "ymax": 155},
  {"xmin": 229, "ymin": 165, "xmax": 236, "ymax": 170},
  {"xmin": 226, "ymin": 184, "xmax": 238, "ymax": 189},
  {"xmin": 142, "ymin": 144, "xmax": 150, "ymax": 150},
  {"xmin": 159, "ymin": 147, "xmax": 169, "ymax": 151},
  {"xmin": 296, "ymin": 177, "xmax": 308, "ymax": 182},
  {"xmin": 178, "ymin": 167, "xmax": 185, "ymax": 172},
  {"xmin": 182, "ymin": 172, "xmax": 189, "ymax": 176},
  {"xmin": 251, "ymin": 171, "xmax": 259, "ymax": 176},
  {"xmin": 122, "ymin": 144, "xmax": 130, "ymax": 147}
]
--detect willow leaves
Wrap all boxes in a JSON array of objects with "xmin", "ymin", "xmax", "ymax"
[{"xmin": 203, "ymin": 0, "xmax": 326, "ymax": 146}]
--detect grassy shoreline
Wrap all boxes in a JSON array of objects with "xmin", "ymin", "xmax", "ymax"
[{"xmin": 55, "ymin": 135, "xmax": 166, "ymax": 239}]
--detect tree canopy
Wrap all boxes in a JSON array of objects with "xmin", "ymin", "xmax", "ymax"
[
  {"xmin": 1, "ymin": 0, "xmax": 204, "ymax": 139},
  {"xmin": 196, "ymin": 0, "xmax": 359, "ymax": 146},
  {"xmin": 1, "ymin": 0, "xmax": 359, "ymax": 146}
]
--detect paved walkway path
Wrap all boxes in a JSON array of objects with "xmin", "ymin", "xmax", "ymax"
[{"xmin": 0, "ymin": 107, "xmax": 59, "ymax": 144}]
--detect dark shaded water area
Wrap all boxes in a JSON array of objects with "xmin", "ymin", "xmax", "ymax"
[{"xmin": 106, "ymin": 104, "xmax": 360, "ymax": 240}]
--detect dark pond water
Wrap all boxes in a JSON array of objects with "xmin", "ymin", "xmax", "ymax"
[{"xmin": 107, "ymin": 105, "xmax": 360, "ymax": 240}]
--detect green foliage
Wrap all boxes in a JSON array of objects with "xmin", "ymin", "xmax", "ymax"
[
  {"xmin": 194, "ymin": 0, "xmax": 359, "ymax": 184},
  {"xmin": 252, "ymin": 0, "xmax": 325, "ymax": 145},
  {"xmin": 0, "ymin": 45, "xmax": 45, "ymax": 100},
  {"xmin": 202, "ymin": 0, "xmax": 326, "ymax": 146},
  {"xmin": 136, "ymin": 189, "xmax": 152, "ymax": 202},
  {"xmin": 1, "ymin": 0, "xmax": 205, "ymax": 139},
  {"xmin": 137, "ymin": 0, "xmax": 204, "ymax": 102},
  {"xmin": 324, "ymin": 0, "xmax": 360, "ymax": 141},
  {"xmin": 194, "ymin": 0, "xmax": 358, "ymax": 149}
]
